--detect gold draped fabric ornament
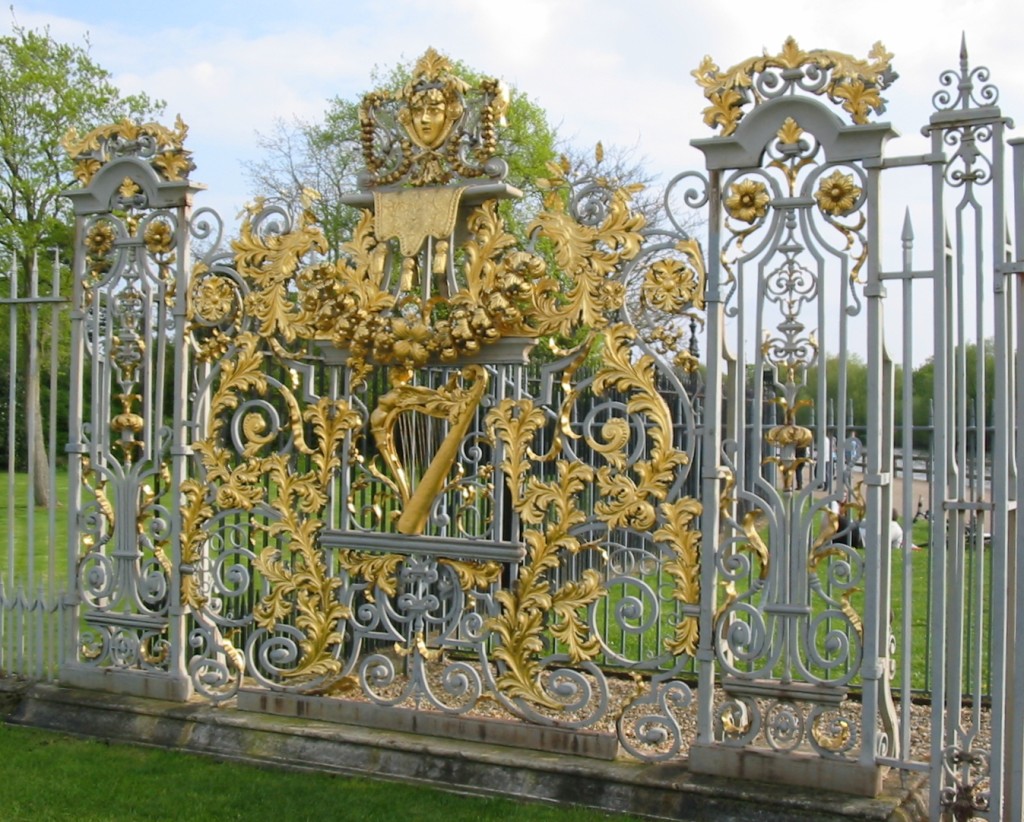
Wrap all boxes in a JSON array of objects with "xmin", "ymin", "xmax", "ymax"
[{"xmin": 373, "ymin": 186, "xmax": 466, "ymax": 257}]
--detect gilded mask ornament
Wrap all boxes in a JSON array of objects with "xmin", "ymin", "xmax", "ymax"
[
  {"xmin": 404, "ymin": 86, "xmax": 458, "ymax": 150},
  {"xmin": 360, "ymin": 47, "xmax": 507, "ymax": 188}
]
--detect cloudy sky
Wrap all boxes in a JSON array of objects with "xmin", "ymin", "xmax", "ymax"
[
  {"xmin": 16, "ymin": 0, "xmax": 1024, "ymax": 225},
  {"xmin": 13, "ymin": 0, "xmax": 1024, "ymax": 367}
]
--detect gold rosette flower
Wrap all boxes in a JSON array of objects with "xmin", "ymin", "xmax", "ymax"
[
  {"xmin": 642, "ymin": 258, "xmax": 701, "ymax": 314},
  {"xmin": 391, "ymin": 316, "xmax": 432, "ymax": 366},
  {"xmin": 85, "ymin": 222, "xmax": 115, "ymax": 258},
  {"xmin": 194, "ymin": 276, "xmax": 236, "ymax": 325},
  {"xmin": 725, "ymin": 179, "xmax": 770, "ymax": 224},
  {"xmin": 144, "ymin": 220, "xmax": 175, "ymax": 257},
  {"xmin": 815, "ymin": 170, "xmax": 862, "ymax": 216}
]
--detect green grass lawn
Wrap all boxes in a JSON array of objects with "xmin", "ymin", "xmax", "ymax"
[
  {"xmin": 0, "ymin": 724, "xmax": 642, "ymax": 822},
  {"xmin": 890, "ymin": 518, "xmax": 993, "ymax": 696}
]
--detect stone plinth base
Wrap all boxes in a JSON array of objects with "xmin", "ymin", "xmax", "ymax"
[
  {"xmin": 6, "ymin": 682, "xmax": 925, "ymax": 821},
  {"xmin": 59, "ymin": 663, "xmax": 192, "ymax": 701},
  {"xmin": 689, "ymin": 742, "xmax": 886, "ymax": 797},
  {"xmin": 238, "ymin": 689, "xmax": 619, "ymax": 760}
]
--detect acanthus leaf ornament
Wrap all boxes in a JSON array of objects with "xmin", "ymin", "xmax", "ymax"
[
  {"xmin": 63, "ymin": 114, "xmax": 193, "ymax": 185},
  {"xmin": 694, "ymin": 37, "xmax": 896, "ymax": 136}
]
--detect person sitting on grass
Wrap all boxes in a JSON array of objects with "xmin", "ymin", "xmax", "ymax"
[{"xmin": 890, "ymin": 508, "xmax": 922, "ymax": 550}]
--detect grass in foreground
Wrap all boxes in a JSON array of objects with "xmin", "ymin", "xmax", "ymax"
[{"xmin": 0, "ymin": 724, "xmax": 642, "ymax": 822}]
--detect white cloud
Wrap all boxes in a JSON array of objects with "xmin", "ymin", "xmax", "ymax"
[{"xmin": 11, "ymin": 0, "xmax": 1024, "ymax": 226}]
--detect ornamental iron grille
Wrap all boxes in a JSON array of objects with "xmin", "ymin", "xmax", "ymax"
[
  {"xmin": 57, "ymin": 42, "xmax": 1024, "ymax": 819},
  {"xmin": 687, "ymin": 39, "xmax": 900, "ymax": 774},
  {"xmin": 60, "ymin": 118, "xmax": 197, "ymax": 698}
]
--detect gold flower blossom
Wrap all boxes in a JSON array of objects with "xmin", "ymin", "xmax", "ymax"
[
  {"xmin": 725, "ymin": 179, "xmax": 770, "ymax": 224},
  {"xmin": 84, "ymin": 223, "xmax": 115, "ymax": 259},
  {"xmin": 815, "ymin": 170, "xmax": 862, "ymax": 216},
  {"xmin": 144, "ymin": 220, "xmax": 175, "ymax": 256},
  {"xmin": 390, "ymin": 316, "xmax": 432, "ymax": 366}
]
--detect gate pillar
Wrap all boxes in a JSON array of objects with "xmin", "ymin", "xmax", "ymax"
[
  {"xmin": 59, "ymin": 119, "xmax": 200, "ymax": 700},
  {"xmin": 684, "ymin": 40, "xmax": 898, "ymax": 796}
]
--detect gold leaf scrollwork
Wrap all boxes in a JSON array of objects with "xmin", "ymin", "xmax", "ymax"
[
  {"xmin": 63, "ymin": 115, "xmax": 193, "ymax": 185},
  {"xmin": 591, "ymin": 324, "xmax": 688, "ymax": 532},
  {"xmin": 809, "ymin": 510, "xmax": 863, "ymax": 641},
  {"xmin": 438, "ymin": 558, "xmax": 503, "ymax": 592},
  {"xmin": 531, "ymin": 169, "xmax": 646, "ymax": 338},
  {"xmin": 335, "ymin": 551, "xmax": 404, "ymax": 603},
  {"xmin": 233, "ymin": 203, "xmax": 327, "ymax": 343},
  {"xmin": 486, "ymin": 398, "xmax": 604, "ymax": 708},
  {"xmin": 812, "ymin": 712, "xmax": 853, "ymax": 752},
  {"xmin": 79, "ymin": 457, "xmax": 113, "ymax": 555},
  {"xmin": 714, "ymin": 467, "xmax": 770, "ymax": 628},
  {"xmin": 139, "ymin": 635, "xmax": 169, "ymax": 666},
  {"xmin": 655, "ymin": 497, "xmax": 702, "ymax": 657},
  {"xmin": 180, "ymin": 478, "xmax": 213, "ymax": 611},
  {"xmin": 181, "ymin": 328, "xmax": 362, "ymax": 684},
  {"xmin": 720, "ymin": 704, "xmax": 754, "ymax": 737}
]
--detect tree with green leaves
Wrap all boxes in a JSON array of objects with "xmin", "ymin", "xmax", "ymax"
[{"xmin": 0, "ymin": 23, "xmax": 162, "ymax": 504}]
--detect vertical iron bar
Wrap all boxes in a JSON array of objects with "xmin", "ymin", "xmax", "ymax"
[
  {"xmin": 47, "ymin": 249, "xmax": 60, "ymax": 675},
  {"xmin": 860, "ymin": 159, "xmax": 886, "ymax": 768},
  {"xmin": 928, "ymin": 117, "xmax": 951, "ymax": 814},
  {"xmin": 985, "ymin": 115, "xmax": 1008, "ymax": 814},
  {"xmin": 899, "ymin": 210, "xmax": 915, "ymax": 759},
  {"xmin": 1008, "ymin": 133, "xmax": 1024, "ymax": 822},
  {"xmin": 26, "ymin": 252, "xmax": 39, "ymax": 595},
  {"xmin": 166, "ymin": 205, "xmax": 193, "ymax": 688},
  {"xmin": 697, "ymin": 168, "xmax": 722, "ymax": 747},
  {"xmin": 6, "ymin": 254, "xmax": 17, "ymax": 593},
  {"xmin": 63, "ymin": 212, "xmax": 87, "ymax": 677}
]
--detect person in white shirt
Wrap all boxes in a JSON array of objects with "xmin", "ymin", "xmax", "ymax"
[{"xmin": 889, "ymin": 508, "xmax": 904, "ymax": 550}]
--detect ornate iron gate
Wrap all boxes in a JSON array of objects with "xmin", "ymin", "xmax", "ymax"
[{"xmin": 56, "ymin": 40, "xmax": 1024, "ymax": 820}]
